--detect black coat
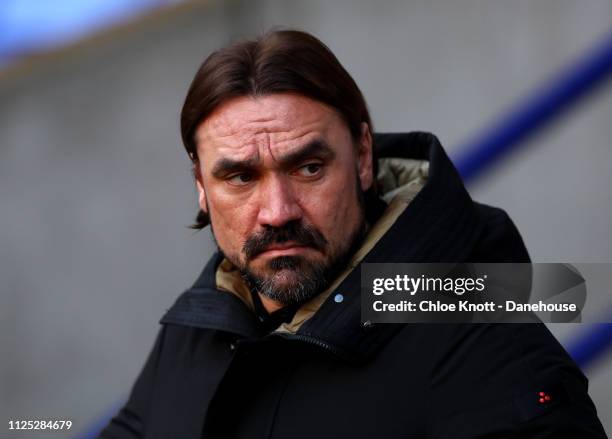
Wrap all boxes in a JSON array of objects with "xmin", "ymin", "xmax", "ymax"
[{"xmin": 100, "ymin": 132, "xmax": 607, "ymax": 438}]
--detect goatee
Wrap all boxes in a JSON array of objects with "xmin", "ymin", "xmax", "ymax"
[{"xmin": 237, "ymin": 218, "xmax": 367, "ymax": 307}]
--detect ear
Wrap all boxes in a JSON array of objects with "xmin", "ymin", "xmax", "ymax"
[
  {"xmin": 194, "ymin": 166, "xmax": 208, "ymax": 214},
  {"xmin": 357, "ymin": 122, "xmax": 374, "ymax": 191}
]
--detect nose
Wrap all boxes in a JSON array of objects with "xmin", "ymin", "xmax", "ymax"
[{"xmin": 256, "ymin": 175, "xmax": 303, "ymax": 228}]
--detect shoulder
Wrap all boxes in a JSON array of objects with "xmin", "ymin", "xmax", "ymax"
[
  {"xmin": 390, "ymin": 322, "xmax": 605, "ymax": 437},
  {"xmin": 470, "ymin": 202, "xmax": 531, "ymax": 262}
]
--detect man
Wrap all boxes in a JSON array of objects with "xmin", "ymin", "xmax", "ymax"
[{"xmin": 100, "ymin": 30, "xmax": 606, "ymax": 438}]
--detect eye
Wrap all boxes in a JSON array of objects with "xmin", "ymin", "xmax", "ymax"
[
  {"xmin": 296, "ymin": 163, "xmax": 322, "ymax": 177},
  {"xmin": 227, "ymin": 173, "xmax": 253, "ymax": 186}
]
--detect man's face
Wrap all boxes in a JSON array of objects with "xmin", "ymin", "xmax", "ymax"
[{"xmin": 194, "ymin": 93, "xmax": 373, "ymax": 309}]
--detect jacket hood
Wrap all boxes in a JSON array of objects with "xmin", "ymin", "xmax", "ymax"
[{"xmin": 161, "ymin": 132, "xmax": 484, "ymax": 362}]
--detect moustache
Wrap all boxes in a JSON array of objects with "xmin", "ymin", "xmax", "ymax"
[{"xmin": 243, "ymin": 221, "xmax": 328, "ymax": 260}]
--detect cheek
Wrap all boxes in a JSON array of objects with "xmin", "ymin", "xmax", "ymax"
[
  {"xmin": 208, "ymin": 193, "xmax": 257, "ymax": 254},
  {"xmin": 299, "ymin": 169, "xmax": 362, "ymax": 238}
]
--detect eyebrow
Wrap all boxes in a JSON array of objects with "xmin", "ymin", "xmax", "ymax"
[{"xmin": 210, "ymin": 139, "xmax": 336, "ymax": 178}]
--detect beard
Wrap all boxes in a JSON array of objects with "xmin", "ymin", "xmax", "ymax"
[
  {"xmin": 210, "ymin": 178, "xmax": 368, "ymax": 307},
  {"xmin": 239, "ymin": 218, "xmax": 366, "ymax": 307}
]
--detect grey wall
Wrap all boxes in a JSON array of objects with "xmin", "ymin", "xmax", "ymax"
[{"xmin": 1, "ymin": 0, "xmax": 611, "ymax": 436}]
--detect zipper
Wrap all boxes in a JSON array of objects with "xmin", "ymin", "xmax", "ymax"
[{"xmin": 267, "ymin": 331, "xmax": 345, "ymax": 358}]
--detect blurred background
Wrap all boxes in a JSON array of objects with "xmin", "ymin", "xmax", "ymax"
[{"xmin": 1, "ymin": 0, "xmax": 611, "ymax": 437}]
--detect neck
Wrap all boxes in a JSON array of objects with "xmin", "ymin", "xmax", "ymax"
[{"xmin": 259, "ymin": 293, "xmax": 285, "ymax": 313}]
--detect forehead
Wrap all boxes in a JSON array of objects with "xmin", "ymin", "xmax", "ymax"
[{"xmin": 194, "ymin": 94, "xmax": 348, "ymax": 159}]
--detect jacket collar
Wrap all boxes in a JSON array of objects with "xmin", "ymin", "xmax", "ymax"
[{"xmin": 161, "ymin": 132, "xmax": 484, "ymax": 362}]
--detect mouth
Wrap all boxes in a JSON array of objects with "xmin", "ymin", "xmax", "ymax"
[{"xmin": 257, "ymin": 242, "xmax": 313, "ymax": 258}]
